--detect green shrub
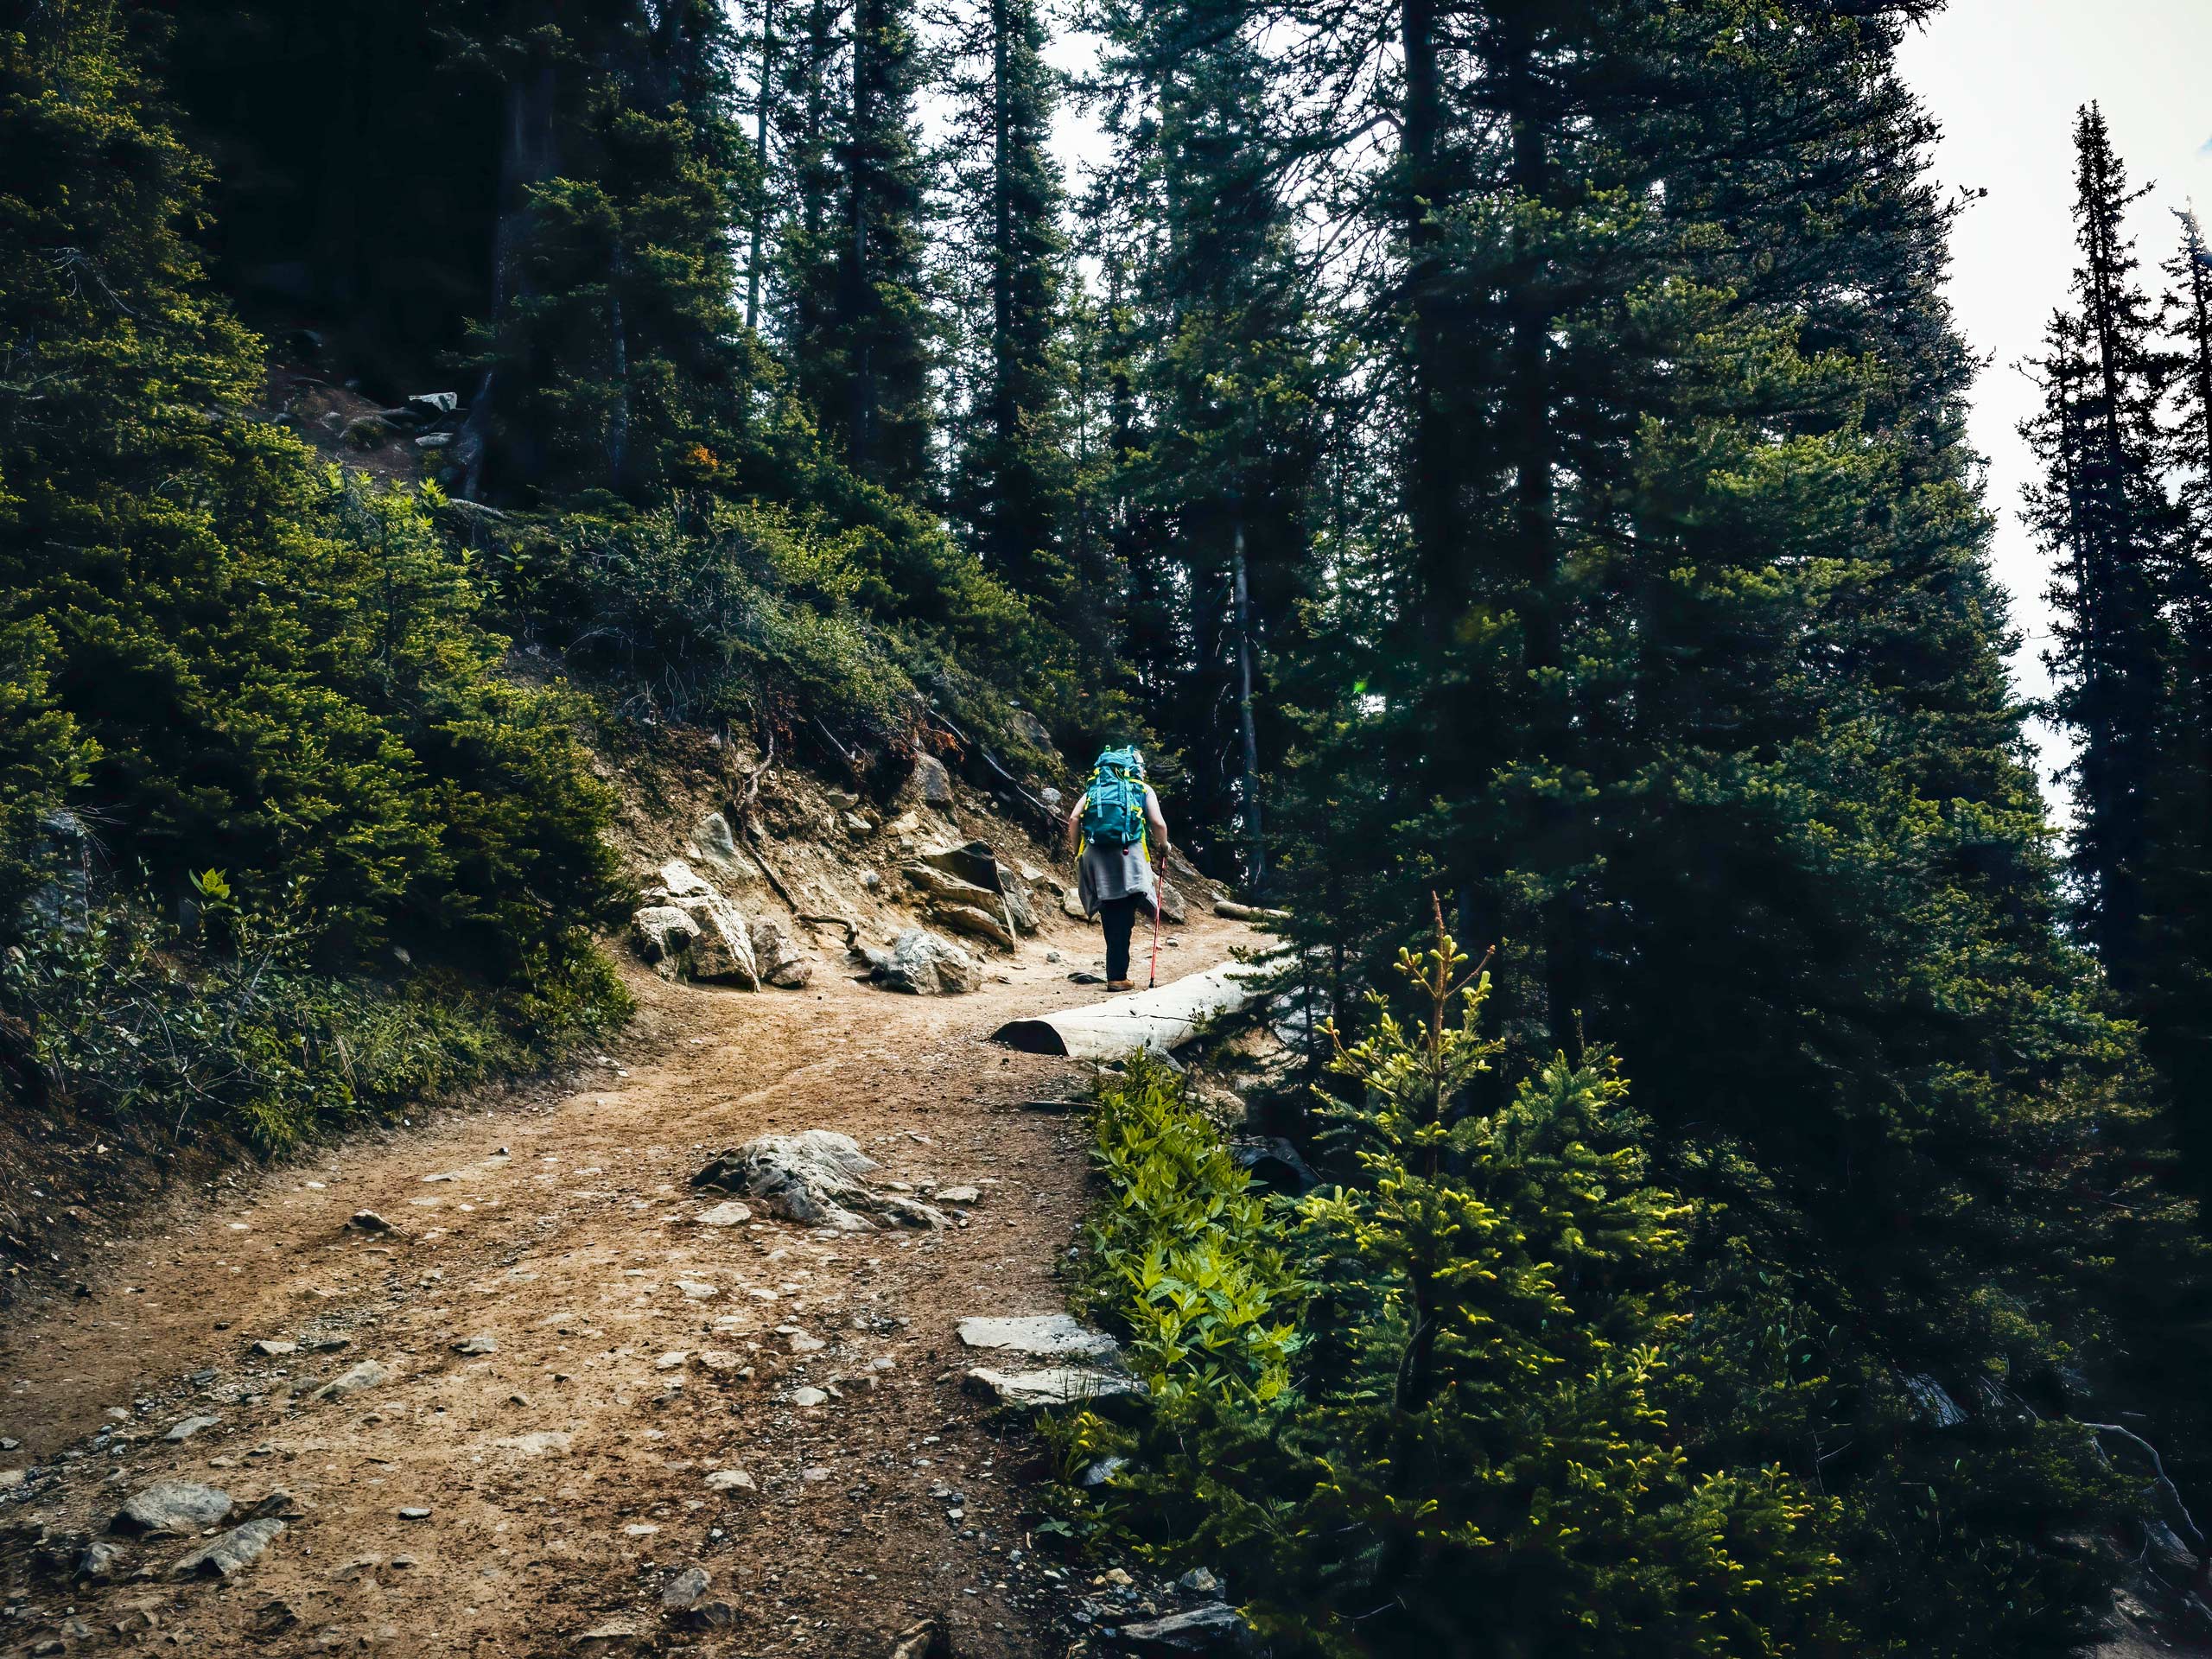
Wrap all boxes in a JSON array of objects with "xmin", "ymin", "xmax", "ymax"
[
  {"xmin": 2, "ymin": 877, "xmax": 626, "ymax": 1154},
  {"xmin": 1058, "ymin": 913, "xmax": 1858, "ymax": 1658},
  {"xmin": 2, "ymin": 13, "xmax": 620, "ymax": 988},
  {"xmin": 1079, "ymin": 1053, "xmax": 1301, "ymax": 1413}
]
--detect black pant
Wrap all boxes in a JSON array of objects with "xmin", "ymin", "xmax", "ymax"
[{"xmin": 1099, "ymin": 895, "xmax": 1141, "ymax": 982}]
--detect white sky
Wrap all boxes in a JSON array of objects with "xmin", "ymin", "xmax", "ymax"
[{"xmin": 1897, "ymin": 0, "xmax": 2212, "ymax": 798}]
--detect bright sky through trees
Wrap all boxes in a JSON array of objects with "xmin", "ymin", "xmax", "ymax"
[{"xmin": 1900, "ymin": 0, "xmax": 2212, "ymax": 794}]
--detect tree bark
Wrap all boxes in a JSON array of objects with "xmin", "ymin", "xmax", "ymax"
[
  {"xmin": 1231, "ymin": 514, "xmax": 1265, "ymax": 893},
  {"xmin": 746, "ymin": 0, "xmax": 777, "ymax": 333},
  {"xmin": 463, "ymin": 44, "xmax": 561, "ymax": 499}
]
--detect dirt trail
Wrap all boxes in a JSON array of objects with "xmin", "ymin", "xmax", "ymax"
[{"xmin": 0, "ymin": 910, "xmax": 1263, "ymax": 1658}]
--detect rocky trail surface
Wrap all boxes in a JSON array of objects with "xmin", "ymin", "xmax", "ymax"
[{"xmin": 0, "ymin": 907, "xmax": 1265, "ymax": 1657}]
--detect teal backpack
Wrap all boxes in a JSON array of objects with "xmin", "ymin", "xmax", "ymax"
[{"xmin": 1082, "ymin": 747, "xmax": 1148, "ymax": 849}]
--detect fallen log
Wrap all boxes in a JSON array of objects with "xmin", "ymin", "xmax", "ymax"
[
  {"xmin": 991, "ymin": 958, "xmax": 1276, "ymax": 1060},
  {"xmin": 1213, "ymin": 899, "xmax": 1288, "ymax": 924}
]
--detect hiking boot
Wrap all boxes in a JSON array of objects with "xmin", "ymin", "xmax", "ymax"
[{"xmin": 1106, "ymin": 978, "xmax": 1135, "ymax": 992}]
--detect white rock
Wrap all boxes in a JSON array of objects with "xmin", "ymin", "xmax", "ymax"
[
  {"xmin": 494, "ymin": 1431, "xmax": 573, "ymax": 1457},
  {"xmin": 749, "ymin": 916, "xmax": 814, "ymax": 988},
  {"xmin": 698, "ymin": 1201, "xmax": 753, "ymax": 1227},
  {"xmin": 657, "ymin": 858, "xmax": 714, "ymax": 897},
  {"xmin": 789, "ymin": 1387, "xmax": 830, "ymax": 1408},
  {"xmin": 860, "ymin": 928, "xmax": 982, "ymax": 996},
  {"xmin": 676, "ymin": 1279, "xmax": 718, "ymax": 1300},
  {"xmin": 671, "ymin": 887, "xmax": 760, "ymax": 988},
  {"xmin": 704, "ymin": 1468, "xmax": 756, "ymax": 1492},
  {"xmin": 963, "ymin": 1367, "xmax": 1147, "ymax": 1411},
  {"xmin": 693, "ymin": 1131, "xmax": 945, "ymax": 1232},
  {"xmin": 632, "ymin": 905, "xmax": 700, "ymax": 972},
  {"xmin": 309, "ymin": 1360, "xmax": 391, "ymax": 1402},
  {"xmin": 116, "ymin": 1480, "xmax": 233, "ymax": 1535},
  {"xmin": 957, "ymin": 1313, "xmax": 1121, "ymax": 1364},
  {"xmin": 168, "ymin": 1518, "xmax": 283, "ymax": 1579},
  {"xmin": 662, "ymin": 1564, "xmax": 711, "ymax": 1611}
]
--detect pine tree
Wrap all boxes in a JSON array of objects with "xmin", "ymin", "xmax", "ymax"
[
  {"xmin": 1089, "ymin": 0, "xmax": 1325, "ymax": 885},
  {"xmin": 0, "ymin": 1, "xmax": 617, "ymax": 979},
  {"xmin": 455, "ymin": 1, "xmax": 760, "ymax": 501},
  {"xmin": 943, "ymin": 0, "xmax": 1076, "ymax": 608},
  {"xmin": 1255, "ymin": 8, "xmax": 2156, "ymax": 1650},
  {"xmin": 806, "ymin": 0, "xmax": 936, "ymax": 496},
  {"xmin": 1202, "ymin": 909, "xmax": 1853, "ymax": 1656},
  {"xmin": 2134, "ymin": 207, "xmax": 2212, "ymax": 1188},
  {"xmin": 2024, "ymin": 104, "xmax": 2178, "ymax": 994}
]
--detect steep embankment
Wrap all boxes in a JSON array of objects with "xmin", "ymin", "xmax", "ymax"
[{"xmin": 0, "ymin": 861, "xmax": 1266, "ymax": 1656}]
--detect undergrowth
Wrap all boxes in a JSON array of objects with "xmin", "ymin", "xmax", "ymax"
[{"xmin": 1, "ymin": 876, "xmax": 626, "ymax": 1157}]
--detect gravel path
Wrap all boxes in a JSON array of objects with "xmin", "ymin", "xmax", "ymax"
[{"xmin": 0, "ymin": 909, "xmax": 1260, "ymax": 1657}]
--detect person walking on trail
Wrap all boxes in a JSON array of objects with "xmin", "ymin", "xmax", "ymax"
[{"xmin": 1066, "ymin": 747, "xmax": 1171, "ymax": 993}]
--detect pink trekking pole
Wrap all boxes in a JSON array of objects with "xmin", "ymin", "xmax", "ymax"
[{"xmin": 1148, "ymin": 864, "xmax": 1162, "ymax": 989}]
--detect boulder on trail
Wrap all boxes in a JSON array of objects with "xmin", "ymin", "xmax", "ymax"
[
  {"xmin": 691, "ymin": 1130, "xmax": 947, "ymax": 1232},
  {"xmin": 76, "ymin": 1539, "xmax": 129, "ymax": 1582},
  {"xmin": 1157, "ymin": 880, "xmax": 1189, "ymax": 926},
  {"xmin": 861, "ymin": 928, "xmax": 981, "ymax": 996},
  {"xmin": 916, "ymin": 841, "xmax": 1004, "ymax": 893},
  {"xmin": 747, "ymin": 916, "xmax": 812, "ymax": 988},
  {"xmin": 671, "ymin": 889, "xmax": 760, "ymax": 988},
  {"xmin": 168, "ymin": 1518, "xmax": 284, "ymax": 1580},
  {"xmin": 655, "ymin": 858, "xmax": 715, "ymax": 899},
  {"xmin": 920, "ymin": 840, "xmax": 1037, "ymax": 932},
  {"xmin": 930, "ymin": 903, "xmax": 1015, "ymax": 951},
  {"xmin": 693, "ymin": 810, "xmax": 743, "ymax": 871},
  {"xmin": 309, "ymin": 1359, "xmax": 392, "ymax": 1402},
  {"xmin": 902, "ymin": 861, "xmax": 999, "ymax": 908},
  {"xmin": 632, "ymin": 906, "xmax": 701, "ymax": 974},
  {"xmin": 661, "ymin": 1564, "xmax": 712, "ymax": 1611},
  {"xmin": 957, "ymin": 1313, "xmax": 1122, "ymax": 1365},
  {"xmin": 114, "ymin": 1481, "xmax": 234, "ymax": 1536}
]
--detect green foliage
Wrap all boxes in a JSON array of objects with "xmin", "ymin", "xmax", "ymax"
[
  {"xmin": 3, "ymin": 888, "xmax": 625, "ymax": 1154},
  {"xmin": 462, "ymin": 3, "xmax": 765, "ymax": 504},
  {"xmin": 1063, "ymin": 917, "xmax": 1856, "ymax": 1658},
  {"xmin": 493, "ymin": 495, "xmax": 922, "ymax": 734},
  {"xmin": 0, "ymin": 618, "xmax": 96, "ymax": 917},
  {"xmin": 1078, "ymin": 1052, "xmax": 1300, "ymax": 1411},
  {"xmin": 2, "ymin": 11, "xmax": 621, "ymax": 980}
]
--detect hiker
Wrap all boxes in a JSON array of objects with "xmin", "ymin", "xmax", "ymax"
[{"xmin": 1065, "ymin": 747, "xmax": 1171, "ymax": 992}]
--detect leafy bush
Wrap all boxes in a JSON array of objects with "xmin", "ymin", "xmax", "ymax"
[{"xmin": 1078, "ymin": 1052, "xmax": 1301, "ymax": 1412}]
